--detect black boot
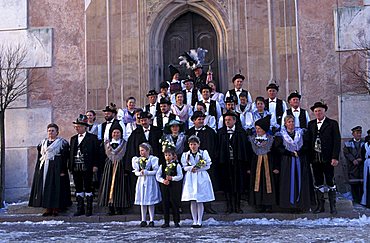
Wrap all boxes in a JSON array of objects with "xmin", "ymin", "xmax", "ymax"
[
  {"xmin": 108, "ymin": 206, "xmax": 115, "ymax": 216},
  {"xmin": 328, "ymin": 190, "xmax": 337, "ymax": 215},
  {"xmin": 313, "ymin": 190, "xmax": 325, "ymax": 214},
  {"xmin": 74, "ymin": 195, "xmax": 85, "ymax": 216},
  {"xmin": 225, "ymin": 193, "xmax": 233, "ymax": 214},
  {"xmin": 234, "ymin": 193, "xmax": 243, "ymax": 214},
  {"xmin": 204, "ymin": 202, "xmax": 217, "ymax": 214},
  {"xmin": 85, "ymin": 195, "xmax": 93, "ymax": 217}
]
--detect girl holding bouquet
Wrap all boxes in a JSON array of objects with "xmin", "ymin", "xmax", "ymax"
[
  {"xmin": 156, "ymin": 148, "xmax": 183, "ymax": 228},
  {"xmin": 132, "ymin": 143, "xmax": 161, "ymax": 227},
  {"xmin": 181, "ymin": 135, "xmax": 215, "ymax": 228}
]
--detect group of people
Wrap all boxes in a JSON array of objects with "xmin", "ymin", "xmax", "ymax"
[{"xmin": 28, "ymin": 63, "xmax": 370, "ymax": 228}]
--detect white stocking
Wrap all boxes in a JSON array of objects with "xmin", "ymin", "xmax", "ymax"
[
  {"xmin": 148, "ymin": 205, "xmax": 155, "ymax": 222},
  {"xmin": 190, "ymin": 201, "xmax": 198, "ymax": 225},
  {"xmin": 197, "ymin": 202, "xmax": 204, "ymax": 225},
  {"xmin": 141, "ymin": 205, "xmax": 148, "ymax": 222}
]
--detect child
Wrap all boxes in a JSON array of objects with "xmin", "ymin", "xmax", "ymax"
[
  {"xmin": 132, "ymin": 143, "xmax": 162, "ymax": 227},
  {"xmin": 156, "ymin": 148, "xmax": 183, "ymax": 228},
  {"xmin": 181, "ymin": 135, "xmax": 215, "ymax": 228}
]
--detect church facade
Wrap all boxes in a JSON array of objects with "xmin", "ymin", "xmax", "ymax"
[{"xmin": 1, "ymin": 0, "xmax": 369, "ymax": 201}]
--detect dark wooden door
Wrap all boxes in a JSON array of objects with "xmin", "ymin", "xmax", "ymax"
[{"xmin": 163, "ymin": 12, "xmax": 219, "ymax": 86}]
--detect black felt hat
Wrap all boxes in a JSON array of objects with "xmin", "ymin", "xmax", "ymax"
[
  {"xmin": 255, "ymin": 115, "xmax": 271, "ymax": 132},
  {"xmin": 159, "ymin": 81, "xmax": 170, "ymax": 89},
  {"xmin": 159, "ymin": 97, "xmax": 171, "ymax": 105},
  {"xmin": 102, "ymin": 103, "xmax": 118, "ymax": 114},
  {"xmin": 232, "ymin": 73, "xmax": 245, "ymax": 82},
  {"xmin": 266, "ymin": 83, "xmax": 279, "ymax": 91},
  {"xmin": 183, "ymin": 77, "xmax": 194, "ymax": 84},
  {"xmin": 225, "ymin": 95, "xmax": 237, "ymax": 104},
  {"xmin": 310, "ymin": 101, "xmax": 328, "ymax": 112},
  {"xmin": 137, "ymin": 111, "xmax": 153, "ymax": 120},
  {"xmin": 169, "ymin": 65, "xmax": 180, "ymax": 78},
  {"xmin": 287, "ymin": 91, "xmax": 301, "ymax": 101},
  {"xmin": 222, "ymin": 110, "xmax": 239, "ymax": 119},
  {"xmin": 199, "ymin": 85, "xmax": 212, "ymax": 93},
  {"xmin": 146, "ymin": 89, "xmax": 159, "ymax": 97},
  {"xmin": 73, "ymin": 114, "xmax": 89, "ymax": 126}
]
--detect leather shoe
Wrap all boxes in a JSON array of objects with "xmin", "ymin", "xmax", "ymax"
[
  {"xmin": 148, "ymin": 221, "xmax": 154, "ymax": 227},
  {"xmin": 161, "ymin": 223, "xmax": 170, "ymax": 228},
  {"xmin": 174, "ymin": 223, "xmax": 180, "ymax": 228},
  {"xmin": 140, "ymin": 221, "xmax": 147, "ymax": 227}
]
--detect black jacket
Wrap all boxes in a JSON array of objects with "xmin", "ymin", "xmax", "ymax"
[
  {"xmin": 69, "ymin": 132, "xmax": 100, "ymax": 171},
  {"xmin": 307, "ymin": 117, "xmax": 341, "ymax": 162}
]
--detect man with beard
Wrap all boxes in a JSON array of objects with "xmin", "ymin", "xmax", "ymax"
[
  {"xmin": 186, "ymin": 111, "xmax": 218, "ymax": 214},
  {"xmin": 218, "ymin": 111, "xmax": 249, "ymax": 214},
  {"xmin": 153, "ymin": 97, "xmax": 179, "ymax": 129}
]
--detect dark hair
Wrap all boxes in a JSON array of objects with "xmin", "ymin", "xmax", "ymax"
[
  {"xmin": 86, "ymin": 110, "xmax": 96, "ymax": 121},
  {"xmin": 126, "ymin": 97, "xmax": 136, "ymax": 103},
  {"xmin": 163, "ymin": 148, "xmax": 176, "ymax": 155},
  {"xmin": 255, "ymin": 96, "xmax": 265, "ymax": 103},
  {"xmin": 239, "ymin": 91, "xmax": 248, "ymax": 98},
  {"xmin": 175, "ymin": 91, "xmax": 184, "ymax": 98},
  {"xmin": 47, "ymin": 123, "xmax": 59, "ymax": 132},
  {"xmin": 135, "ymin": 108, "xmax": 143, "ymax": 114},
  {"xmin": 197, "ymin": 102, "xmax": 207, "ymax": 110},
  {"xmin": 188, "ymin": 135, "xmax": 200, "ymax": 144}
]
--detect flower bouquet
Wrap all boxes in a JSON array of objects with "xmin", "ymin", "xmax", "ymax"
[
  {"xmin": 165, "ymin": 162, "xmax": 177, "ymax": 176},
  {"xmin": 195, "ymin": 156, "xmax": 206, "ymax": 169},
  {"xmin": 139, "ymin": 157, "xmax": 147, "ymax": 170},
  {"xmin": 160, "ymin": 139, "xmax": 176, "ymax": 152}
]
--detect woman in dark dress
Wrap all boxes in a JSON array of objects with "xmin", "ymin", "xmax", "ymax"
[
  {"xmin": 29, "ymin": 123, "xmax": 72, "ymax": 216},
  {"xmin": 248, "ymin": 115, "xmax": 279, "ymax": 212},
  {"xmin": 275, "ymin": 115, "xmax": 311, "ymax": 212},
  {"xmin": 97, "ymin": 124, "xmax": 132, "ymax": 215}
]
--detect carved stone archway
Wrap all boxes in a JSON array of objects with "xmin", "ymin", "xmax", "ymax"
[{"xmin": 147, "ymin": 0, "xmax": 230, "ymax": 92}]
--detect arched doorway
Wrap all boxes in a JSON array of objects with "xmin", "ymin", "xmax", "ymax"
[{"xmin": 163, "ymin": 12, "xmax": 219, "ymax": 86}]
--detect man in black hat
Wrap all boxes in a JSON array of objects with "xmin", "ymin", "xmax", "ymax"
[
  {"xmin": 98, "ymin": 103, "xmax": 127, "ymax": 142},
  {"xmin": 264, "ymin": 83, "xmax": 287, "ymax": 132},
  {"xmin": 218, "ymin": 96, "xmax": 242, "ymax": 129},
  {"xmin": 194, "ymin": 66, "xmax": 207, "ymax": 90},
  {"xmin": 281, "ymin": 91, "xmax": 310, "ymax": 129},
  {"xmin": 153, "ymin": 97, "xmax": 179, "ymax": 129},
  {"xmin": 182, "ymin": 77, "xmax": 201, "ymax": 108},
  {"xmin": 143, "ymin": 89, "xmax": 160, "ymax": 118},
  {"xmin": 186, "ymin": 111, "xmax": 219, "ymax": 214},
  {"xmin": 125, "ymin": 111, "xmax": 163, "ymax": 202},
  {"xmin": 195, "ymin": 85, "xmax": 222, "ymax": 122},
  {"xmin": 307, "ymin": 101, "xmax": 341, "ymax": 214},
  {"xmin": 168, "ymin": 65, "xmax": 184, "ymax": 94},
  {"xmin": 225, "ymin": 73, "xmax": 253, "ymax": 105},
  {"xmin": 343, "ymin": 126, "xmax": 365, "ymax": 204},
  {"xmin": 69, "ymin": 114, "xmax": 100, "ymax": 216},
  {"xmin": 218, "ymin": 111, "xmax": 249, "ymax": 213}
]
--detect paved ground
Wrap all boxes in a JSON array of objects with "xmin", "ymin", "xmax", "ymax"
[{"xmin": 0, "ymin": 200, "xmax": 370, "ymax": 242}]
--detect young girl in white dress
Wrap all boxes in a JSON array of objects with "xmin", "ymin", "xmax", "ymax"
[
  {"xmin": 181, "ymin": 135, "xmax": 215, "ymax": 228},
  {"xmin": 132, "ymin": 143, "xmax": 161, "ymax": 227}
]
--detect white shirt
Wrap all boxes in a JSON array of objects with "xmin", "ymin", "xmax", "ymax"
[
  {"xmin": 225, "ymin": 88, "xmax": 253, "ymax": 105},
  {"xmin": 281, "ymin": 107, "xmax": 310, "ymax": 128},
  {"xmin": 267, "ymin": 97, "xmax": 287, "ymax": 125},
  {"xmin": 317, "ymin": 117, "xmax": 326, "ymax": 130},
  {"xmin": 195, "ymin": 99, "xmax": 222, "ymax": 121},
  {"xmin": 103, "ymin": 119, "xmax": 115, "ymax": 142},
  {"xmin": 148, "ymin": 103, "xmax": 157, "ymax": 117},
  {"xmin": 77, "ymin": 132, "xmax": 86, "ymax": 144}
]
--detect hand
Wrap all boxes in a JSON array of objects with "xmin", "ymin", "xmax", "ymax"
[
  {"xmin": 293, "ymin": 151, "xmax": 298, "ymax": 157},
  {"xmin": 247, "ymin": 170, "xmax": 251, "ymax": 174},
  {"xmin": 93, "ymin": 166, "xmax": 98, "ymax": 173},
  {"xmin": 353, "ymin": 160, "xmax": 359, "ymax": 166},
  {"xmin": 191, "ymin": 167, "xmax": 197, "ymax": 173},
  {"xmin": 273, "ymin": 169, "xmax": 279, "ymax": 174},
  {"xmin": 163, "ymin": 179, "xmax": 170, "ymax": 185},
  {"xmin": 140, "ymin": 170, "xmax": 145, "ymax": 175},
  {"xmin": 60, "ymin": 173, "xmax": 65, "ymax": 176},
  {"xmin": 166, "ymin": 176, "xmax": 173, "ymax": 181},
  {"xmin": 331, "ymin": 159, "xmax": 339, "ymax": 167}
]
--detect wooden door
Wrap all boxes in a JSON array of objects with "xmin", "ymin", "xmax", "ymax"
[{"xmin": 163, "ymin": 12, "xmax": 219, "ymax": 86}]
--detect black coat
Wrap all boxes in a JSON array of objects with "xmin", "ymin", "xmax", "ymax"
[
  {"xmin": 344, "ymin": 138, "xmax": 365, "ymax": 181},
  {"xmin": 194, "ymin": 71, "xmax": 207, "ymax": 89},
  {"xmin": 29, "ymin": 139, "xmax": 72, "ymax": 209},
  {"xmin": 185, "ymin": 125, "xmax": 218, "ymax": 161},
  {"xmin": 307, "ymin": 117, "xmax": 341, "ymax": 163},
  {"xmin": 69, "ymin": 132, "xmax": 100, "ymax": 172},
  {"xmin": 217, "ymin": 126, "xmax": 249, "ymax": 193},
  {"xmin": 124, "ymin": 125, "xmax": 162, "ymax": 171}
]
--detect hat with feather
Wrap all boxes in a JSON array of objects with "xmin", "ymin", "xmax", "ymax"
[{"xmin": 179, "ymin": 47, "xmax": 208, "ymax": 70}]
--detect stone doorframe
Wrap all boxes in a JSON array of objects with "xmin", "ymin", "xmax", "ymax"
[{"xmin": 148, "ymin": 0, "xmax": 230, "ymax": 92}]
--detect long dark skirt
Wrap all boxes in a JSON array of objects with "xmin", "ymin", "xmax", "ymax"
[
  {"xmin": 97, "ymin": 159, "xmax": 132, "ymax": 208},
  {"xmin": 279, "ymin": 155, "xmax": 310, "ymax": 210},
  {"xmin": 29, "ymin": 158, "xmax": 72, "ymax": 209}
]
